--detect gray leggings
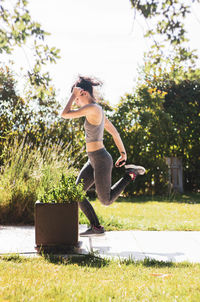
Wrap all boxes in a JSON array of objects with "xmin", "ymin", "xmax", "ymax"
[{"xmin": 76, "ymin": 148, "xmax": 131, "ymax": 227}]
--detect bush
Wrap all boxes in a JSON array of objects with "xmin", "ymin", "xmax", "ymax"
[
  {"xmin": 39, "ymin": 172, "xmax": 86, "ymax": 204},
  {"xmin": 0, "ymin": 137, "xmax": 81, "ymax": 224}
]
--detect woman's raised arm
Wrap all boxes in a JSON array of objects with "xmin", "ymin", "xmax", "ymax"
[{"xmin": 61, "ymin": 88, "xmax": 89, "ymax": 119}]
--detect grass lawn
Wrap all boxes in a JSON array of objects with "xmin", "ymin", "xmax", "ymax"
[
  {"xmin": 79, "ymin": 193, "xmax": 200, "ymax": 231},
  {"xmin": 1, "ymin": 194, "xmax": 200, "ymax": 301},
  {"xmin": 1, "ymin": 255, "xmax": 200, "ymax": 302}
]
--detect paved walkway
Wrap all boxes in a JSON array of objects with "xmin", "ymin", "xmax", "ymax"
[{"xmin": 1, "ymin": 225, "xmax": 200, "ymax": 263}]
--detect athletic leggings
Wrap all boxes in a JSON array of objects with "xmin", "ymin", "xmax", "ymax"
[{"xmin": 76, "ymin": 148, "xmax": 131, "ymax": 227}]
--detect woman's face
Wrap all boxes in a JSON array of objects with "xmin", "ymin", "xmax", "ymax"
[
  {"xmin": 75, "ymin": 97, "xmax": 81, "ymax": 107},
  {"xmin": 75, "ymin": 90, "xmax": 88, "ymax": 107},
  {"xmin": 75, "ymin": 95, "xmax": 85, "ymax": 107}
]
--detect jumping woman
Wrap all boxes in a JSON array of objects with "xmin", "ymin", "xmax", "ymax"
[{"xmin": 61, "ymin": 76, "xmax": 145, "ymax": 236}]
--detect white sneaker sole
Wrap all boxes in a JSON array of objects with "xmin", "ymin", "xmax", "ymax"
[{"xmin": 125, "ymin": 164, "xmax": 146, "ymax": 175}]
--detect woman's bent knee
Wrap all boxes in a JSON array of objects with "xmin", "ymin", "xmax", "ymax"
[{"xmin": 99, "ymin": 197, "xmax": 113, "ymax": 206}]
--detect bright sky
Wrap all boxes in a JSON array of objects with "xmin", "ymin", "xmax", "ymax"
[
  {"xmin": 3, "ymin": 0, "xmax": 200, "ymax": 106},
  {"xmin": 27, "ymin": 0, "xmax": 148, "ymax": 106}
]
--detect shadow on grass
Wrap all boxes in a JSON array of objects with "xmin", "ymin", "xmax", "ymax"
[
  {"xmin": 0, "ymin": 253, "xmax": 110, "ymax": 268},
  {"xmin": 43, "ymin": 253, "xmax": 177, "ymax": 268},
  {"xmin": 141, "ymin": 258, "xmax": 200, "ymax": 268},
  {"xmin": 42, "ymin": 252, "xmax": 111, "ymax": 268},
  {"xmin": 1, "ymin": 253, "xmax": 199, "ymax": 269},
  {"xmin": 0, "ymin": 252, "xmax": 110, "ymax": 268},
  {"xmin": 0, "ymin": 254, "xmax": 30, "ymax": 263},
  {"xmin": 118, "ymin": 257, "xmax": 174, "ymax": 267}
]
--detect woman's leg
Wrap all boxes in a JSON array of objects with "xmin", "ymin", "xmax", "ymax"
[
  {"xmin": 89, "ymin": 149, "xmax": 132, "ymax": 206},
  {"xmin": 76, "ymin": 161, "xmax": 101, "ymax": 227}
]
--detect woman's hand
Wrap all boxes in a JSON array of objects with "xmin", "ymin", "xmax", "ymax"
[
  {"xmin": 72, "ymin": 87, "xmax": 84, "ymax": 97},
  {"xmin": 115, "ymin": 152, "xmax": 127, "ymax": 168}
]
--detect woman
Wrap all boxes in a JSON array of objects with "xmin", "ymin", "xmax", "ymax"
[{"xmin": 61, "ymin": 76, "xmax": 145, "ymax": 236}]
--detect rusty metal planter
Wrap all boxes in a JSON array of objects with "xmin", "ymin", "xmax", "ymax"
[{"xmin": 35, "ymin": 202, "xmax": 78, "ymax": 253}]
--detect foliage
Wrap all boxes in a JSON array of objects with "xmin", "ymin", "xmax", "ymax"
[
  {"xmin": 39, "ymin": 172, "xmax": 86, "ymax": 204},
  {"xmin": 130, "ymin": 0, "xmax": 200, "ymax": 45},
  {"xmin": 0, "ymin": 136, "xmax": 83, "ymax": 224},
  {"xmin": 0, "ymin": 0, "xmax": 62, "ymax": 151},
  {"xmin": 0, "ymin": 0, "xmax": 63, "ymax": 159},
  {"xmin": 130, "ymin": 0, "xmax": 200, "ymax": 70},
  {"xmin": 0, "ymin": 65, "xmax": 87, "ymax": 167},
  {"xmin": 162, "ymin": 81, "xmax": 200, "ymax": 191},
  {"xmin": 0, "ymin": 66, "xmax": 29, "ymax": 155},
  {"xmin": 104, "ymin": 1, "xmax": 200, "ymax": 194},
  {"xmin": 0, "ymin": 1, "xmax": 62, "ymax": 161},
  {"xmin": 0, "ymin": 0, "xmax": 60, "ymax": 89},
  {"xmin": 104, "ymin": 91, "xmax": 169, "ymax": 195},
  {"xmin": 104, "ymin": 63, "xmax": 200, "ymax": 194},
  {"xmin": 141, "ymin": 64, "xmax": 200, "ymax": 191},
  {"xmin": 0, "ymin": 66, "xmax": 63, "ymax": 163}
]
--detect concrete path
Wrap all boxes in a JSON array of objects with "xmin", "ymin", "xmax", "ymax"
[{"xmin": 1, "ymin": 225, "xmax": 200, "ymax": 263}]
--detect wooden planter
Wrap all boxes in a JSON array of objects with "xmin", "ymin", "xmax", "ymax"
[{"xmin": 35, "ymin": 201, "xmax": 79, "ymax": 253}]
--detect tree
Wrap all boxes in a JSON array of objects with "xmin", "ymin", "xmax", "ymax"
[
  {"xmin": 116, "ymin": 0, "xmax": 200, "ymax": 193},
  {"xmin": 108, "ymin": 63, "xmax": 200, "ymax": 195},
  {"xmin": 129, "ymin": 0, "xmax": 200, "ymax": 72},
  {"xmin": 0, "ymin": 0, "xmax": 60, "ymax": 89},
  {"xmin": 0, "ymin": 0, "xmax": 63, "ymax": 159},
  {"xmin": 104, "ymin": 88, "xmax": 170, "ymax": 195},
  {"xmin": 0, "ymin": 67, "xmax": 28, "ymax": 154},
  {"xmin": 130, "ymin": 0, "xmax": 200, "ymax": 45},
  {"xmin": 0, "ymin": 66, "xmax": 59, "ymax": 162},
  {"xmin": 162, "ymin": 78, "xmax": 200, "ymax": 191}
]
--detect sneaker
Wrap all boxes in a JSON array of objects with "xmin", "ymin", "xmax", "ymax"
[
  {"xmin": 79, "ymin": 225, "xmax": 105, "ymax": 237},
  {"xmin": 125, "ymin": 164, "xmax": 146, "ymax": 181}
]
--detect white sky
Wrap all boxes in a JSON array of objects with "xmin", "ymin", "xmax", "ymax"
[{"xmin": 2, "ymin": 0, "xmax": 200, "ymax": 106}]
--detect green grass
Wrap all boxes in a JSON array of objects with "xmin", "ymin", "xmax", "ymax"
[
  {"xmin": 1, "ymin": 194, "xmax": 200, "ymax": 301},
  {"xmin": 79, "ymin": 193, "xmax": 200, "ymax": 231},
  {"xmin": 1, "ymin": 255, "xmax": 200, "ymax": 301}
]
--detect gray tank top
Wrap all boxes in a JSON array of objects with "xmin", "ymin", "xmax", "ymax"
[{"xmin": 84, "ymin": 108, "xmax": 104, "ymax": 143}]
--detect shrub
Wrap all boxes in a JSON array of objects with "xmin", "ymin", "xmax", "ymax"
[
  {"xmin": 0, "ymin": 137, "xmax": 82, "ymax": 224},
  {"xmin": 39, "ymin": 172, "xmax": 86, "ymax": 204}
]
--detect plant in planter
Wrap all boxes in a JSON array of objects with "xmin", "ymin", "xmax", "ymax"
[{"xmin": 35, "ymin": 172, "xmax": 86, "ymax": 253}]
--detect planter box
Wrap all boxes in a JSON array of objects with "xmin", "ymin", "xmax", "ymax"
[{"xmin": 35, "ymin": 202, "xmax": 79, "ymax": 253}]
